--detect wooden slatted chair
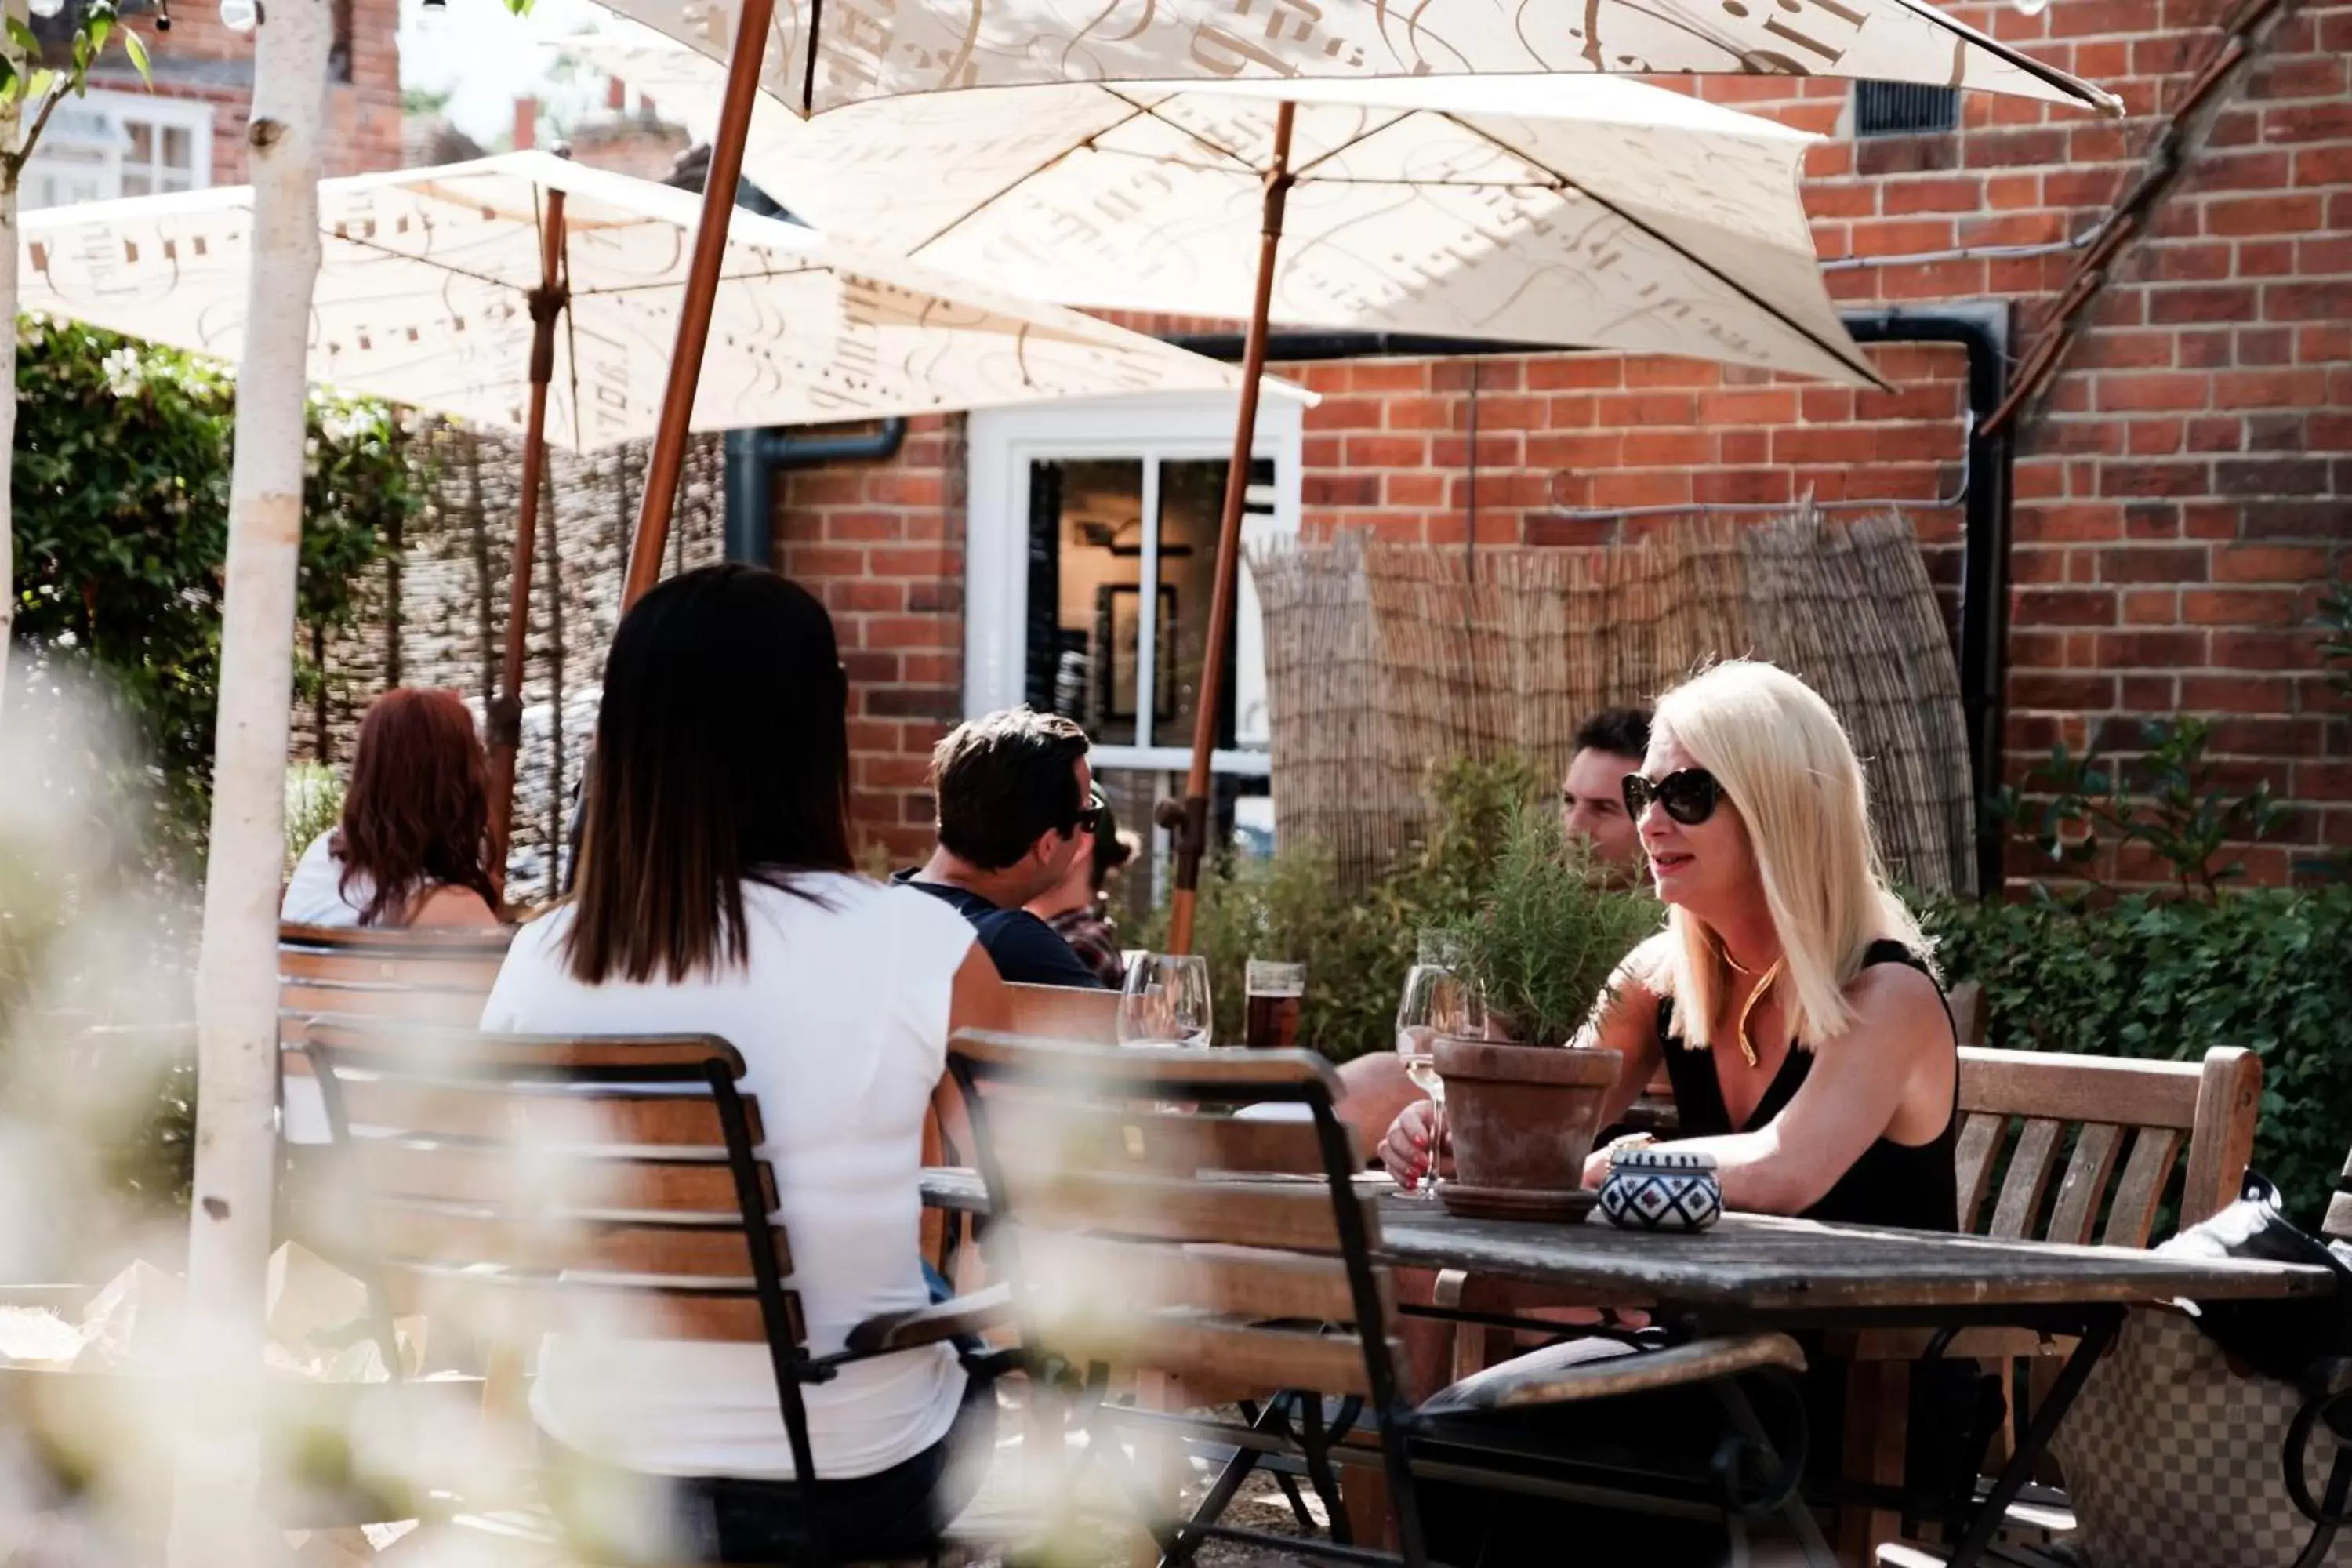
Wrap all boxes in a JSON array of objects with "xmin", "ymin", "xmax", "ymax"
[
  {"xmin": 277, "ymin": 924, "xmax": 517, "ymax": 1249},
  {"xmin": 1844, "ymin": 1044, "xmax": 2263, "ymax": 1559},
  {"xmin": 925, "ymin": 982, "xmax": 1120, "ymax": 1278},
  {"xmin": 947, "ymin": 1029, "xmax": 1834, "ymax": 1568},
  {"xmin": 302, "ymin": 1018, "xmax": 1012, "ymax": 1567}
]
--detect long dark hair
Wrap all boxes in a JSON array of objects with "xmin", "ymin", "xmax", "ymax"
[
  {"xmin": 335, "ymin": 688, "xmax": 499, "ymax": 927},
  {"xmin": 565, "ymin": 564, "xmax": 855, "ymax": 985}
]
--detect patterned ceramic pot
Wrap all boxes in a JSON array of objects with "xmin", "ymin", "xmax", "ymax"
[{"xmin": 1599, "ymin": 1146, "xmax": 1723, "ymax": 1232}]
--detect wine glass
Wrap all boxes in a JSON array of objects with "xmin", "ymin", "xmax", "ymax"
[
  {"xmin": 1395, "ymin": 931, "xmax": 1483, "ymax": 1197},
  {"xmin": 1119, "ymin": 953, "xmax": 1214, "ymax": 1049}
]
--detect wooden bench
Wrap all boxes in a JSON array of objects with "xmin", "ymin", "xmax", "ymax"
[{"xmin": 1842, "ymin": 1043, "xmax": 2263, "ymax": 1559}]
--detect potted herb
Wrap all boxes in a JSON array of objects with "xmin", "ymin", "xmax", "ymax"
[{"xmin": 1436, "ymin": 802, "xmax": 1661, "ymax": 1200}]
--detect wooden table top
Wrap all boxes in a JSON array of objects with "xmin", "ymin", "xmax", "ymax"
[{"xmin": 920, "ymin": 1166, "xmax": 2332, "ymax": 1315}]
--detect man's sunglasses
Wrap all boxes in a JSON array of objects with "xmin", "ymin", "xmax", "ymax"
[{"xmin": 1621, "ymin": 768, "xmax": 1723, "ymax": 826}]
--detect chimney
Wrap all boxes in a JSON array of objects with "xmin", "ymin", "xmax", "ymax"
[
  {"xmin": 607, "ymin": 75, "xmax": 626, "ymax": 112},
  {"xmin": 514, "ymin": 96, "xmax": 536, "ymax": 152}
]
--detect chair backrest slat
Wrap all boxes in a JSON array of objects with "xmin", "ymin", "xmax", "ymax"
[
  {"xmin": 334, "ymin": 1076, "xmax": 762, "ymax": 1150},
  {"xmin": 949, "ymin": 1029, "xmax": 1402, "ymax": 1413},
  {"xmin": 2100, "ymin": 1127, "xmax": 2183, "ymax": 1248},
  {"xmin": 983, "ymin": 1098, "xmax": 1327, "ymax": 1178},
  {"xmin": 1987, "ymin": 1118, "xmax": 2063, "ymax": 1240},
  {"xmin": 349, "ymin": 1139, "xmax": 770, "ymax": 1217},
  {"xmin": 1004, "ymin": 982, "xmax": 1121, "ymax": 1046},
  {"xmin": 997, "ymin": 1227, "xmax": 1379, "ymax": 1325},
  {"xmin": 1953, "ymin": 1112, "xmax": 2002, "ymax": 1232},
  {"xmin": 368, "ymin": 1203, "xmax": 788, "ymax": 1280},
  {"xmin": 2044, "ymin": 1121, "xmax": 2124, "ymax": 1247},
  {"xmin": 1955, "ymin": 1045, "xmax": 2257, "ymax": 1247}
]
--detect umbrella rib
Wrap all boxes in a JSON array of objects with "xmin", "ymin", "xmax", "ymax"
[
  {"xmin": 897, "ymin": 92, "xmax": 1164, "ymax": 257},
  {"xmin": 559, "ymin": 204, "xmax": 584, "ymax": 455},
  {"xmin": 1429, "ymin": 109, "xmax": 1886, "ymax": 387}
]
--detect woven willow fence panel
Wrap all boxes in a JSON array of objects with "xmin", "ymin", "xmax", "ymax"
[
  {"xmin": 1254, "ymin": 510, "xmax": 1974, "ymax": 895},
  {"xmin": 306, "ymin": 423, "xmax": 725, "ymax": 893}
]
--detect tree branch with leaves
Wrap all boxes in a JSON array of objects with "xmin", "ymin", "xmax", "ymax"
[{"xmin": 0, "ymin": 0, "xmax": 152, "ymax": 717}]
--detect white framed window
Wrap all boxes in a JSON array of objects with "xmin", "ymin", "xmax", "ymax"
[
  {"xmin": 23, "ymin": 90, "xmax": 212, "ymax": 210},
  {"xmin": 966, "ymin": 389, "xmax": 1308, "ymax": 896}
]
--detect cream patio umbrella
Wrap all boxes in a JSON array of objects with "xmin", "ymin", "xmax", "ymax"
[
  {"xmin": 17, "ymin": 148, "xmax": 1250, "ymax": 857},
  {"xmin": 582, "ymin": 39, "xmax": 1919, "ymax": 941},
  {"xmin": 583, "ymin": 0, "xmax": 2112, "ymax": 951},
  {"xmin": 578, "ymin": 0, "xmax": 2114, "ymax": 612}
]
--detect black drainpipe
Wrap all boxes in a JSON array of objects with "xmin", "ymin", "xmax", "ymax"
[
  {"xmin": 1167, "ymin": 304, "xmax": 2014, "ymax": 896},
  {"xmin": 722, "ymin": 420, "xmax": 909, "ymax": 566},
  {"xmin": 713, "ymin": 176, "xmax": 912, "ymax": 570}
]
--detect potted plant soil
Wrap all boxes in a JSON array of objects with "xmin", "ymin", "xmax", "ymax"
[{"xmin": 1434, "ymin": 803, "xmax": 1660, "ymax": 1218}]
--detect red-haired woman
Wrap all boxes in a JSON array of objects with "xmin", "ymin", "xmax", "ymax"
[{"xmin": 281, "ymin": 687, "xmax": 503, "ymax": 931}]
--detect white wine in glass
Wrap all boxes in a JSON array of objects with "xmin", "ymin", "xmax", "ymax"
[
  {"xmin": 1394, "ymin": 936, "xmax": 1480, "ymax": 1195},
  {"xmin": 1119, "ymin": 953, "xmax": 1214, "ymax": 1049}
]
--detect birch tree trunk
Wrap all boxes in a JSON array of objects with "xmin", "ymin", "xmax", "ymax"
[
  {"xmin": 167, "ymin": 0, "xmax": 332, "ymax": 1558},
  {"xmin": 0, "ymin": 0, "xmax": 25, "ymax": 713}
]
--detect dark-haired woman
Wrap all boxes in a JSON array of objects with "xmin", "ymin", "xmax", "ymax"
[
  {"xmin": 480, "ymin": 563, "xmax": 1009, "ymax": 1563},
  {"xmin": 281, "ymin": 687, "xmax": 501, "ymax": 931}
]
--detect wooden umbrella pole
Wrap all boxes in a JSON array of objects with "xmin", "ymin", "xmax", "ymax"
[
  {"xmin": 486, "ymin": 186, "xmax": 568, "ymax": 891},
  {"xmin": 1164, "ymin": 100, "xmax": 1294, "ymax": 957},
  {"xmin": 621, "ymin": 0, "xmax": 777, "ymax": 610}
]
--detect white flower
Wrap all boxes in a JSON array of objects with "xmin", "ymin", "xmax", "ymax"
[
  {"xmin": 100, "ymin": 346, "xmax": 144, "ymax": 398},
  {"xmin": 17, "ymin": 315, "xmax": 44, "ymax": 350}
]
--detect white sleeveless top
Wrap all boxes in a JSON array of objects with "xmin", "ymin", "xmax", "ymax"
[
  {"xmin": 281, "ymin": 833, "xmax": 377, "ymax": 927},
  {"xmin": 479, "ymin": 873, "xmax": 980, "ymax": 1481}
]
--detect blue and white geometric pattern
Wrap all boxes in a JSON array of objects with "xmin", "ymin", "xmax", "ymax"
[{"xmin": 1600, "ymin": 1148, "xmax": 1722, "ymax": 1232}]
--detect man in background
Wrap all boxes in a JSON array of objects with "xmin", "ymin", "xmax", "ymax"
[
  {"xmin": 898, "ymin": 709, "xmax": 1106, "ymax": 989},
  {"xmin": 1559, "ymin": 706, "xmax": 1652, "ymax": 885}
]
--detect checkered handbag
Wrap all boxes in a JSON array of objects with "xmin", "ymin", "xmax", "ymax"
[{"xmin": 2051, "ymin": 1305, "xmax": 2350, "ymax": 1568}]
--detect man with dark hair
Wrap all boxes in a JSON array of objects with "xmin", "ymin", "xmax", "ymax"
[
  {"xmin": 895, "ymin": 708, "xmax": 1106, "ymax": 989},
  {"xmin": 1562, "ymin": 705, "xmax": 1653, "ymax": 882}
]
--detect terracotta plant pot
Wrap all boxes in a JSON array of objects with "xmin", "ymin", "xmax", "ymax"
[{"xmin": 1436, "ymin": 1036, "xmax": 1622, "ymax": 1193}]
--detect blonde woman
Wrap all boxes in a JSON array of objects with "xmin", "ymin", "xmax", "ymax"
[{"xmin": 1383, "ymin": 659, "xmax": 1959, "ymax": 1230}]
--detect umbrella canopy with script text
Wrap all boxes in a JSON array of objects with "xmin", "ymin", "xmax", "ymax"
[
  {"xmin": 15, "ymin": 149, "xmax": 1252, "ymax": 448},
  {"xmin": 16, "ymin": 149, "xmax": 1253, "ymax": 852},
  {"xmin": 579, "ymin": 44, "xmax": 1885, "ymax": 387},
  {"xmin": 601, "ymin": 0, "xmax": 2120, "ymax": 116}
]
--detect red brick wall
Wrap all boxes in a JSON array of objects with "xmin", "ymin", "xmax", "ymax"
[
  {"xmin": 766, "ymin": 0, "xmax": 2352, "ymax": 877},
  {"xmin": 82, "ymin": 0, "xmax": 405, "ymax": 181},
  {"xmin": 771, "ymin": 416, "xmax": 969, "ymax": 865}
]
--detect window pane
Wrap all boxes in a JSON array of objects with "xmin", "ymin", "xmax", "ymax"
[
  {"xmin": 119, "ymin": 172, "xmax": 152, "ymax": 197},
  {"xmin": 161, "ymin": 169, "xmax": 194, "ymax": 192},
  {"xmin": 125, "ymin": 122, "xmax": 152, "ymax": 162},
  {"xmin": 1025, "ymin": 458, "xmax": 1145, "ymax": 747},
  {"xmin": 162, "ymin": 126, "xmax": 193, "ymax": 169},
  {"xmin": 1153, "ymin": 457, "xmax": 1276, "ymax": 753}
]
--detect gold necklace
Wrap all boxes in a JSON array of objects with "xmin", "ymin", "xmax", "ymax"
[{"xmin": 1730, "ymin": 956, "xmax": 1784, "ymax": 1069}]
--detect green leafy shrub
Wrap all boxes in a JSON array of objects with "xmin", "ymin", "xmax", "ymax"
[
  {"xmin": 1145, "ymin": 753, "xmax": 1555, "ymax": 1061},
  {"xmin": 1926, "ymin": 714, "xmax": 2352, "ymax": 1225},
  {"xmin": 9, "ymin": 319, "xmax": 410, "ymax": 864},
  {"xmin": 1443, "ymin": 802, "xmax": 1661, "ymax": 1047},
  {"xmin": 1922, "ymin": 885, "xmax": 2352, "ymax": 1226},
  {"xmin": 283, "ymin": 762, "xmax": 344, "ymax": 875}
]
